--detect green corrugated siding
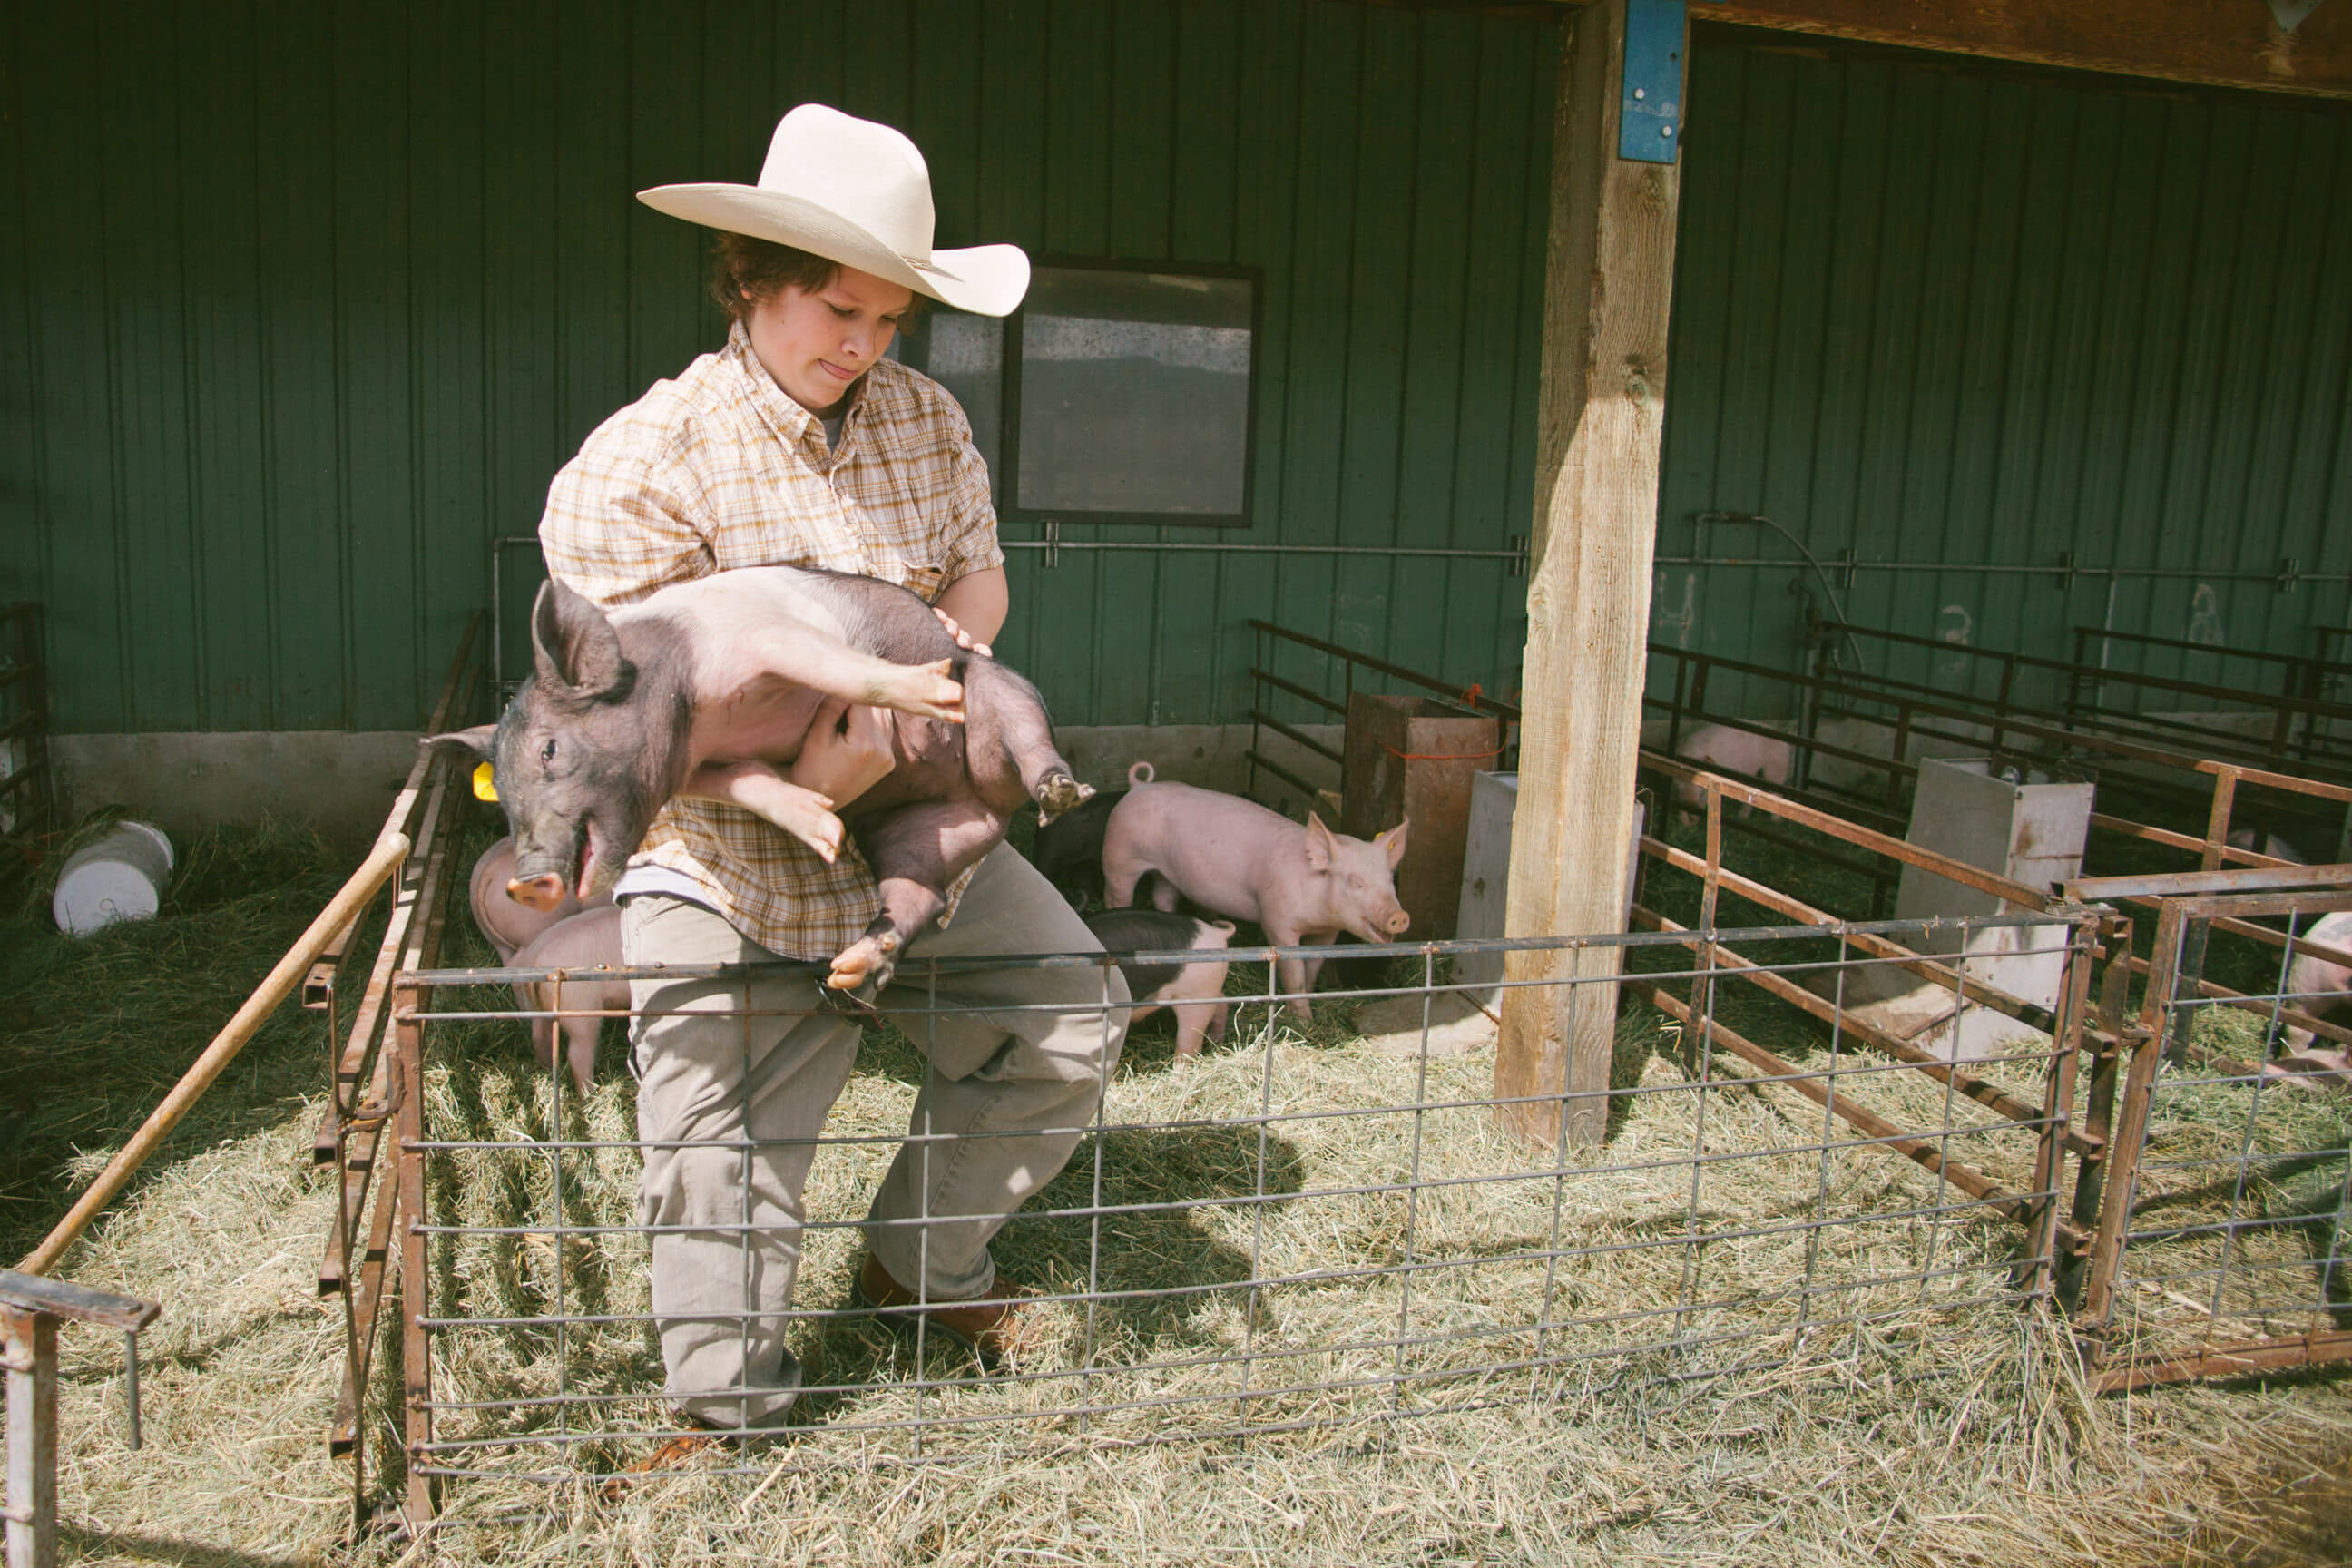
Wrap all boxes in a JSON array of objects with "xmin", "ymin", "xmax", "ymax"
[
  {"xmin": 0, "ymin": 0, "xmax": 1559, "ymax": 734},
  {"xmin": 15, "ymin": 15, "xmax": 2342, "ymax": 740},
  {"xmin": 1658, "ymin": 35, "xmax": 2352, "ymax": 716}
]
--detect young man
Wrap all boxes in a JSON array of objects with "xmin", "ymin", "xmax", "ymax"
[{"xmin": 540, "ymin": 104, "xmax": 1128, "ymax": 1433}]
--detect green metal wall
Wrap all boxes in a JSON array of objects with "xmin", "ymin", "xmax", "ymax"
[
  {"xmin": 0, "ymin": 0, "xmax": 1558, "ymax": 735},
  {"xmin": 1657, "ymin": 35, "xmax": 2352, "ymax": 715},
  {"xmin": 14, "ymin": 12, "xmax": 2347, "ymax": 740}
]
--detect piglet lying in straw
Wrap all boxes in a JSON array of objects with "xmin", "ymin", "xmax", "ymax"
[
  {"xmin": 2269, "ymin": 911, "xmax": 2352, "ymax": 1089},
  {"xmin": 1101, "ymin": 762, "xmax": 1407, "ymax": 1023},
  {"xmin": 431, "ymin": 568, "xmax": 1092, "ymax": 996}
]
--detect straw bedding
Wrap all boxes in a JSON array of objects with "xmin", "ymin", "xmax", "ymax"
[{"xmin": 4, "ymin": 816, "xmax": 2347, "ymax": 1566}]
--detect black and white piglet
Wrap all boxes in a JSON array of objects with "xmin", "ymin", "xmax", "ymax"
[{"xmin": 1082, "ymin": 907, "xmax": 1237, "ymax": 1057}]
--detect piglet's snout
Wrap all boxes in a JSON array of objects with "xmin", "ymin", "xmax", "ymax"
[
  {"xmin": 506, "ymin": 874, "xmax": 568, "ymax": 913},
  {"xmin": 1383, "ymin": 909, "xmax": 1411, "ymax": 936}
]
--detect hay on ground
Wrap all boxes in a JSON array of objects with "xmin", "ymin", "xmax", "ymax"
[{"xmin": 5, "ymin": 812, "xmax": 2347, "ymax": 1567}]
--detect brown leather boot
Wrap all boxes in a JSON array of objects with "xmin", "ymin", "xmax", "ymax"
[
  {"xmin": 853, "ymin": 1253, "xmax": 1045, "ymax": 1367},
  {"xmin": 599, "ymin": 1429, "xmax": 730, "ymax": 1503}
]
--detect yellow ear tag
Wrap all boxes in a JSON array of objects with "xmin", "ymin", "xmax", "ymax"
[{"xmin": 472, "ymin": 762, "xmax": 499, "ymax": 802}]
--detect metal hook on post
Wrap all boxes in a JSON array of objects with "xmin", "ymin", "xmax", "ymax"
[{"xmin": 122, "ymin": 1332, "xmax": 142, "ymax": 1452}]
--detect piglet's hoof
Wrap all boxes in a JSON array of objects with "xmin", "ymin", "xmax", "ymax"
[
  {"xmin": 818, "ymin": 985, "xmax": 878, "ymax": 1016},
  {"xmin": 1035, "ymin": 771, "xmax": 1095, "ymax": 825},
  {"xmin": 827, "ymin": 930, "xmax": 900, "ymax": 996}
]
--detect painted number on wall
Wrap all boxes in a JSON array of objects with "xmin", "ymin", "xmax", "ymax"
[
  {"xmin": 1652, "ymin": 570, "xmax": 1698, "ymax": 648},
  {"xmin": 1936, "ymin": 605, "xmax": 1973, "ymax": 678},
  {"xmin": 2187, "ymin": 583, "xmax": 2224, "ymax": 646}
]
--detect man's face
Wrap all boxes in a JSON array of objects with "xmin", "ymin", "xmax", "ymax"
[{"xmin": 744, "ymin": 266, "xmax": 916, "ymax": 416}]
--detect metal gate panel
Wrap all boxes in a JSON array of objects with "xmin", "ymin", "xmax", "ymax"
[{"xmin": 2081, "ymin": 887, "xmax": 2352, "ymax": 1390}]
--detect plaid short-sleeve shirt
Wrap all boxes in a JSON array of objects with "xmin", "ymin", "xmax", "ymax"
[{"xmin": 539, "ymin": 319, "xmax": 1005, "ymax": 959}]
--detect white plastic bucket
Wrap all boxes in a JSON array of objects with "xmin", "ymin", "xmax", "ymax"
[{"xmin": 53, "ymin": 821, "xmax": 176, "ymax": 937}]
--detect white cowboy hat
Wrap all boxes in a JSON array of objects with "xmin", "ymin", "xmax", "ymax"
[{"xmin": 638, "ymin": 103, "xmax": 1030, "ymax": 318}]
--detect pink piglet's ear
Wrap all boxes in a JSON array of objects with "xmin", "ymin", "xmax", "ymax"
[
  {"xmin": 1304, "ymin": 812, "xmax": 1337, "ymax": 872},
  {"xmin": 1378, "ymin": 817, "xmax": 1411, "ymax": 869}
]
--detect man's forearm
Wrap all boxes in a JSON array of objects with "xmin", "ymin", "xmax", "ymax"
[{"xmin": 934, "ymin": 566, "xmax": 1009, "ymax": 648}]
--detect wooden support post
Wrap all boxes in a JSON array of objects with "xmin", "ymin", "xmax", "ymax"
[
  {"xmin": 1497, "ymin": 0, "xmax": 1684, "ymax": 1149},
  {"xmin": 3, "ymin": 1309, "xmax": 55, "ymax": 1568}
]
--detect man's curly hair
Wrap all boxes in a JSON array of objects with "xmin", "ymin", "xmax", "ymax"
[{"xmin": 709, "ymin": 232, "xmax": 928, "ymax": 326}]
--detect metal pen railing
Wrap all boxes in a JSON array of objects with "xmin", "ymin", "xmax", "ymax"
[
  {"xmin": 2076, "ymin": 877, "xmax": 2352, "ymax": 1392},
  {"xmin": 1243, "ymin": 619, "xmax": 1518, "ymax": 805},
  {"xmin": 314, "ymin": 749, "xmax": 2352, "ymax": 1532},
  {"xmin": 374, "ymin": 890, "xmax": 2091, "ymax": 1514}
]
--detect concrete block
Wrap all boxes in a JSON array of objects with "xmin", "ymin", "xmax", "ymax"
[
  {"xmin": 1453, "ymin": 771, "xmax": 1643, "ymax": 1008},
  {"xmin": 1455, "ymin": 772, "xmax": 1521, "ymax": 1007},
  {"xmin": 1837, "ymin": 756, "xmax": 2094, "ymax": 1063}
]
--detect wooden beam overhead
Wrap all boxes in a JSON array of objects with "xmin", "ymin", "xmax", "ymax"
[
  {"xmin": 1345, "ymin": 0, "xmax": 1595, "ymax": 16},
  {"xmin": 1702, "ymin": 0, "xmax": 2352, "ymax": 100}
]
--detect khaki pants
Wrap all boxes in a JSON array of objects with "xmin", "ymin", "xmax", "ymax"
[{"xmin": 623, "ymin": 844, "xmax": 1129, "ymax": 1427}]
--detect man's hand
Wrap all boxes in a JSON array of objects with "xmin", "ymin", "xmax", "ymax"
[
  {"xmin": 932, "ymin": 605, "xmax": 992, "ymax": 660},
  {"xmin": 790, "ymin": 697, "xmax": 896, "ymax": 809}
]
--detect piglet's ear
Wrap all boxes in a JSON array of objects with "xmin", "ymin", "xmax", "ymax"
[
  {"xmin": 532, "ymin": 579, "xmax": 632, "ymax": 699},
  {"xmin": 1378, "ymin": 817, "xmax": 1411, "ymax": 869},
  {"xmin": 423, "ymin": 724, "xmax": 498, "ymax": 762},
  {"xmin": 1304, "ymin": 813, "xmax": 1336, "ymax": 872}
]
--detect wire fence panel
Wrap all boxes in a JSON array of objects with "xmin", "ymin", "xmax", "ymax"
[
  {"xmin": 384, "ymin": 916, "xmax": 2090, "ymax": 1506},
  {"xmin": 2083, "ymin": 889, "xmax": 2352, "ymax": 1392}
]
